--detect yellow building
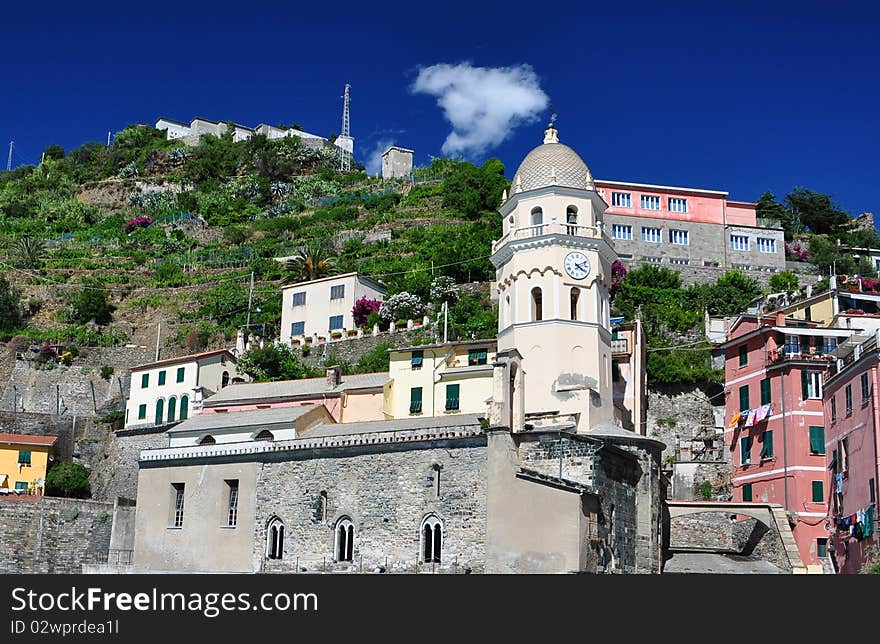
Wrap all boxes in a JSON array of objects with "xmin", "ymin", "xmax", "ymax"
[
  {"xmin": 0, "ymin": 433, "xmax": 57, "ymax": 495},
  {"xmin": 384, "ymin": 341, "xmax": 497, "ymax": 419}
]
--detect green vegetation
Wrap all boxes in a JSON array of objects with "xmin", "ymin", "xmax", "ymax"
[
  {"xmin": 45, "ymin": 461, "xmax": 91, "ymax": 498},
  {"xmin": 236, "ymin": 344, "xmax": 320, "ymax": 382}
]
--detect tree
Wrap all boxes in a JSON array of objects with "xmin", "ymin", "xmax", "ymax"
[
  {"xmin": 236, "ymin": 344, "xmax": 318, "ymax": 382},
  {"xmin": 69, "ymin": 280, "xmax": 114, "ymax": 325},
  {"xmin": 282, "ymin": 243, "xmax": 336, "ymax": 284},
  {"xmin": 13, "ymin": 236, "xmax": 47, "ymax": 269},
  {"xmin": 768, "ymin": 270, "xmax": 800, "ymax": 294},
  {"xmin": 45, "ymin": 461, "xmax": 91, "ymax": 498},
  {"xmin": 441, "ymin": 158, "xmax": 509, "ymax": 219},
  {"xmin": 41, "ymin": 144, "xmax": 65, "ymax": 161},
  {"xmin": 786, "ymin": 187, "xmax": 849, "ymax": 235},
  {"xmin": 756, "ymin": 190, "xmax": 795, "ymax": 238},
  {"xmin": 0, "ymin": 275, "xmax": 22, "ymax": 331},
  {"xmin": 354, "ymin": 342, "xmax": 394, "ymax": 373},
  {"xmin": 352, "ymin": 297, "xmax": 382, "ymax": 328},
  {"xmin": 698, "ymin": 270, "xmax": 762, "ymax": 317}
]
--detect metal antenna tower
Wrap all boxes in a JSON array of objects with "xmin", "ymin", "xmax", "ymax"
[
  {"xmin": 337, "ymin": 84, "xmax": 353, "ymax": 172},
  {"xmin": 6, "ymin": 140, "xmax": 13, "ymax": 172}
]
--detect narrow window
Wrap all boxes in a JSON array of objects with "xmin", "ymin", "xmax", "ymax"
[
  {"xmin": 433, "ymin": 463, "xmax": 442, "ymax": 498},
  {"xmin": 421, "ymin": 515, "xmax": 443, "ymax": 564},
  {"xmin": 570, "ymin": 288, "xmax": 580, "ymax": 321},
  {"xmin": 811, "ymin": 480, "xmax": 824, "ymax": 503},
  {"xmin": 445, "ymin": 384, "xmax": 460, "ymax": 411},
  {"xmin": 155, "ymin": 399, "xmax": 165, "ymax": 425},
  {"xmin": 221, "ymin": 371, "xmax": 230, "ymax": 388},
  {"xmin": 566, "ymin": 205, "xmax": 578, "ymax": 224},
  {"xmin": 319, "ymin": 491, "xmax": 328, "ymax": 522},
  {"xmin": 739, "ymin": 384, "xmax": 750, "ymax": 411},
  {"xmin": 266, "ymin": 517, "xmax": 284, "ymax": 559},
  {"xmin": 335, "ymin": 517, "xmax": 354, "ymax": 562},
  {"xmin": 141, "ymin": 373, "xmax": 149, "ymax": 389},
  {"xmin": 740, "ymin": 436, "xmax": 751, "ymax": 465},
  {"xmin": 530, "ymin": 206, "xmax": 543, "ymax": 226},
  {"xmin": 861, "ymin": 372, "xmax": 870, "ymax": 401},
  {"xmin": 179, "ymin": 395, "xmax": 189, "ymax": 420},
  {"xmin": 817, "ymin": 538, "xmax": 828, "ymax": 558},
  {"xmin": 176, "ymin": 367, "xmax": 185, "ymax": 383},
  {"xmin": 742, "ymin": 483, "xmax": 753, "ymax": 502},
  {"xmin": 158, "ymin": 370, "xmax": 166, "ymax": 386},
  {"xmin": 760, "ymin": 430, "xmax": 774, "ymax": 459},
  {"xmin": 739, "ymin": 345, "xmax": 748, "ymax": 367},
  {"xmin": 845, "ymin": 384, "xmax": 853, "ymax": 414},
  {"xmin": 411, "ymin": 350, "xmax": 424, "ymax": 370},
  {"xmin": 531, "ymin": 287, "xmax": 543, "ymax": 322},
  {"xmin": 167, "ymin": 396, "xmax": 176, "ymax": 423},
  {"xmin": 760, "ymin": 378, "xmax": 771, "ymax": 405},
  {"xmin": 172, "ymin": 483, "xmax": 185, "ymax": 528},
  {"xmin": 831, "ymin": 396, "xmax": 837, "ymax": 422},
  {"xmin": 138, "ymin": 404, "xmax": 147, "ymax": 420},
  {"xmin": 409, "ymin": 387, "xmax": 423, "ymax": 414},
  {"xmin": 226, "ymin": 480, "xmax": 239, "ymax": 527}
]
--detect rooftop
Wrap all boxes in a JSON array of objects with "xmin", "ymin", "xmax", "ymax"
[
  {"xmin": 0, "ymin": 433, "xmax": 58, "ymax": 447},
  {"xmin": 203, "ymin": 372, "xmax": 390, "ymax": 406},
  {"xmin": 131, "ymin": 349, "xmax": 235, "ymax": 372}
]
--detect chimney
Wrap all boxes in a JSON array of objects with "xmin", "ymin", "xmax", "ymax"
[
  {"xmin": 775, "ymin": 312, "xmax": 786, "ymax": 327},
  {"xmin": 806, "ymin": 284, "xmax": 813, "ymax": 298},
  {"xmin": 326, "ymin": 366, "xmax": 341, "ymax": 387}
]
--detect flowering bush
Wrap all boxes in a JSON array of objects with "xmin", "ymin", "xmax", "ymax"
[
  {"xmin": 352, "ymin": 296, "xmax": 382, "ymax": 328},
  {"xmin": 379, "ymin": 291, "xmax": 425, "ymax": 323},
  {"xmin": 125, "ymin": 216, "xmax": 153, "ymax": 233},
  {"xmin": 429, "ymin": 276, "xmax": 459, "ymax": 305},
  {"xmin": 784, "ymin": 241, "xmax": 810, "ymax": 261}
]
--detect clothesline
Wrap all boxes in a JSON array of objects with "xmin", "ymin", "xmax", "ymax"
[{"xmin": 728, "ymin": 403, "xmax": 773, "ymax": 429}]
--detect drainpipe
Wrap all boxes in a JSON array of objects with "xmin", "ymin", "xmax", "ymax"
[
  {"xmin": 722, "ymin": 198, "xmax": 729, "ymax": 269},
  {"xmin": 871, "ymin": 346, "xmax": 880, "ymax": 544},
  {"xmin": 780, "ymin": 364, "xmax": 790, "ymax": 512}
]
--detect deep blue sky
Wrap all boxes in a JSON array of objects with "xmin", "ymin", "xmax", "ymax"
[{"xmin": 3, "ymin": 0, "xmax": 878, "ymax": 216}]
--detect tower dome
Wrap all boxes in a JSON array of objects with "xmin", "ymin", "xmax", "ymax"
[{"xmin": 510, "ymin": 123, "xmax": 594, "ymax": 194}]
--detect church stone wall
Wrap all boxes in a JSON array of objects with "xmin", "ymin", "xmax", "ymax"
[{"xmin": 252, "ymin": 438, "xmax": 488, "ymax": 573}]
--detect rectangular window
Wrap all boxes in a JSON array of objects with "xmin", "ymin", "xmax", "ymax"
[
  {"xmin": 740, "ymin": 436, "xmax": 752, "ymax": 465},
  {"xmin": 809, "ymin": 426, "xmax": 825, "ymax": 455},
  {"xmin": 176, "ymin": 367, "xmax": 185, "ymax": 383},
  {"xmin": 742, "ymin": 483, "xmax": 753, "ymax": 502},
  {"xmin": 330, "ymin": 285, "xmax": 345, "ymax": 300},
  {"xmin": 861, "ymin": 372, "xmax": 870, "ymax": 401},
  {"xmin": 802, "ymin": 371, "xmax": 822, "ymax": 400},
  {"xmin": 831, "ymin": 396, "xmax": 837, "ymax": 422},
  {"xmin": 870, "ymin": 478, "xmax": 876, "ymax": 505},
  {"xmin": 612, "ymin": 224, "xmax": 633, "ymax": 240},
  {"xmin": 739, "ymin": 384, "xmax": 750, "ymax": 411},
  {"xmin": 669, "ymin": 258, "xmax": 689, "ymax": 265},
  {"xmin": 811, "ymin": 480, "xmax": 824, "ymax": 503},
  {"xmin": 411, "ymin": 350, "xmax": 424, "ymax": 369},
  {"xmin": 760, "ymin": 430, "xmax": 774, "ymax": 459},
  {"xmin": 138, "ymin": 404, "xmax": 147, "ymax": 420},
  {"xmin": 468, "ymin": 348, "xmax": 488, "ymax": 366},
  {"xmin": 445, "ymin": 384, "xmax": 460, "ymax": 411},
  {"xmin": 644, "ymin": 256, "xmax": 663, "ymax": 264},
  {"xmin": 141, "ymin": 373, "xmax": 149, "ymax": 389},
  {"xmin": 641, "ymin": 227, "xmax": 662, "ymax": 243},
  {"xmin": 730, "ymin": 234, "xmax": 749, "ymax": 251},
  {"xmin": 290, "ymin": 321, "xmax": 305, "ymax": 336},
  {"xmin": 15, "ymin": 481, "xmax": 28, "ymax": 491},
  {"xmin": 640, "ymin": 194, "xmax": 661, "ymax": 210},
  {"xmin": 670, "ymin": 229, "xmax": 689, "ymax": 245},
  {"xmin": 291, "ymin": 291, "xmax": 306, "ymax": 306},
  {"xmin": 668, "ymin": 197, "xmax": 688, "ymax": 213},
  {"xmin": 17, "ymin": 450, "xmax": 31, "ymax": 465},
  {"xmin": 409, "ymin": 387, "xmax": 423, "ymax": 414},
  {"xmin": 329, "ymin": 315, "xmax": 344, "ymax": 330},
  {"xmin": 760, "ymin": 377, "xmax": 771, "ymax": 405},
  {"xmin": 817, "ymin": 538, "xmax": 828, "ymax": 558},
  {"xmin": 739, "ymin": 345, "xmax": 748, "ymax": 367},
  {"xmin": 226, "ymin": 480, "xmax": 239, "ymax": 528},
  {"xmin": 756, "ymin": 238, "xmax": 777, "ymax": 253},
  {"xmin": 158, "ymin": 370, "xmax": 166, "ymax": 386},
  {"xmin": 172, "ymin": 483, "xmax": 185, "ymax": 528},
  {"xmin": 845, "ymin": 384, "xmax": 853, "ymax": 415},
  {"xmin": 841, "ymin": 437, "xmax": 849, "ymax": 472},
  {"xmin": 784, "ymin": 334, "xmax": 800, "ymax": 355},
  {"xmin": 611, "ymin": 192, "xmax": 632, "ymax": 207},
  {"xmin": 822, "ymin": 336, "xmax": 837, "ymax": 355}
]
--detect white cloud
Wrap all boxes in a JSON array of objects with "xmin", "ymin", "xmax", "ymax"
[
  {"xmin": 411, "ymin": 62, "xmax": 549, "ymax": 157},
  {"xmin": 364, "ymin": 138, "xmax": 394, "ymax": 175}
]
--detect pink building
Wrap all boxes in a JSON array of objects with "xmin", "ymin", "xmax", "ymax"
[
  {"xmin": 723, "ymin": 313, "xmax": 852, "ymax": 570},
  {"xmin": 594, "ymin": 179, "xmax": 784, "ymax": 273},
  {"xmin": 822, "ymin": 329, "xmax": 880, "ymax": 573}
]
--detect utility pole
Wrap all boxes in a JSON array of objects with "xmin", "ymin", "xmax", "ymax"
[
  {"xmin": 443, "ymin": 301, "xmax": 448, "ymax": 343},
  {"xmin": 6, "ymin": 140, "xmax": 13, "ymax": 172},
  {"xmin": 107, "ymin": 131, "xmax": 112, "ymax": 146},
  {"xmin": 246, "ymin": 271, "xmax": 255, "ymax": 329},
  {"xmin": 155, "ymin": 319, "xmax": 162, "ymax": 362}
]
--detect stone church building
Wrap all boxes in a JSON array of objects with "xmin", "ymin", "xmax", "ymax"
[{"xmin": 131, "ymin": 123, "xmax": 668, "ymax": 574}]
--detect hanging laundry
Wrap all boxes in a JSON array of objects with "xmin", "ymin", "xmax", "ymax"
[
  {"xmin": 743, "ymin": 409, "xmax": 757, "ymax": 428},
  {"xmin": 836, "ymin": 473, "xmax": 844, "ymax": 494},
  {"xmin": 865, "ymin": 506, "xmax": 875, "ymax": 538},
  {"xmin": 754, "ymin": 403, "xmax": 772, "ymax": 423},
  {"xmin": 728, "ymin": 412, "xmax": 742, "ymax": 428}
]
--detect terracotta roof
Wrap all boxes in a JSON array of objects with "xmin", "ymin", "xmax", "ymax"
[
  {"xmin": 131, "ymin": 349, "xmax": 236, "ymax": 372},
  {"xmin": 0, "ymin": 433, "xmax": 58, "ymax": 447}
]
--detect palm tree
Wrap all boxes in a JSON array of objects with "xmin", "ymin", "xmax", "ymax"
[
  {"xmin": 282, "ymin": 243, "xmax": 336, "ymax": 284},
  {"xmin": 14, "ymin": 236, "xmax": 47, "ymax": 269}
]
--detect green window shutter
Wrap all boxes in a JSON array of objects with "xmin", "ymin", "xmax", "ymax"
[
  {"xmin": 801, "ymin": 370, "xmax": 809, "ymax": 399},
  {"xmin": 176, "ymin": 367, "xmax": 185, "ymax": 383},
  {"xmin": 141, "ymin": 373, "xmax": 149, "ymax": 389},
  {"xmin": 18, "ymin": 450, "xmax": 31, "ymax": 465},
  {"xmin": 138, "ymin": 404, "xmax": 147, "ymax": 420},
  {"xmin": 760, "ymin": 378, "xmax": 771, "ymax": 406},
  {"xmin": 739, "ymin": 345, "xmax": 748, "ymax": 367},
  {"xmin": 445, "ymin": 384, "xmax": 460, "ymax": 411},
  {"xmin": 742, "ymin": 483, "xmax": 753, "ymax": 502},
  {"xmin": 809, "ymin": 426, "xmax": 825, "ymax": 455},
  {"xmin": 740, "ymin": 436, "xmax": 751, "ymax": 464},
  {"xmin": 811, "ymin": 480, "xmax": 824, "ymax": 503},
  {"xmin": 409, "ymin": 387, "xmax": 423, "ymax": 414},
  {"xmin": 158, "ymin": 370, "xmax": 166, "ymax": 386},
  {"xmin": 831, "ymin": 449, "xmax": 838, "ymax": 474},
  {"xmin": 760, "ymin": 431, "xmax": 773, "ymax": 459},
  {"xmin": 739, "ymin": 385, "xmax": 750, "ymax": 411},
  {"xmin": 411, "ymin": 350, "xmax": 423, "ymax": 369},
  {"xmin": 155, "ymin": 399, "xmax": 164, "ymax": 425}
]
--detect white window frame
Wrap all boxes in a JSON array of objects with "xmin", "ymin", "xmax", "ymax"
[
  {"xmin": 669, "ymin": 229, "xmax": 689, "ymax": 245},
  {"xmin": 612, "ymin": 224, "xmax": 633, "ymax": 240},
  {"xmin": 335, "ymin": 517, "xmax": 354, "ymax": 562},
  {"xmin": 806, "ymin": 371, "xmax": 822, "ymax": 399},
  {"xmin": 420, "ymin": 515, "xmax": 443, "ymax": 564},
  {"xmin": 266, "ymin": 517, "xmax": 284, "ymax": 560},
  {"xmin": 668, "ymin": 197, "xmax": 688, "ymax": 213},
  {"xmin": 611, "ymin": 192, "xmax": 632, "ymax": 207},
  {"xmin": 290, "ymin": 321, "xmax": 305, "ymax": 336},
  {"xmin": 669, "ymin": 258, "xmax": 689, "ymax": 265},
  {"xmin": 641, "ymin": 226, "xmax": 662, "ymax": 243},
  {"xmin": 330, "ymin": 284, "xmax": 345, "ymax": 300},
  {"xmin": 640, "ymin": 194, "xmax": 661, "ymax": 210},
  {"xmin": 329, "ymin": 315, "xmax": 344, "ymax": 331},
  {"xmin": 756, "ymin": 238, "xmax": 776, "ymax": 254},
  {"xmin": 291, "ymin": 291, "xmax": 306, "ymax": 306},
  {"xmin": 730, "ymin": 234, "xmax": 749, "ymax": 251}
]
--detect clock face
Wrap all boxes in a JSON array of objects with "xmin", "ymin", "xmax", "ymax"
[{"xmin": 564, "ymin": 252, "xmax": 590, "ymax": 280}]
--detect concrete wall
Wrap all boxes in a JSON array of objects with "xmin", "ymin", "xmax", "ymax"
[{"xmin": 0, "ymin": 497, "xmax": 113, "ymax": 573}]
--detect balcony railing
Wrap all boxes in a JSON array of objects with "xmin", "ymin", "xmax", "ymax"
[
  {"xmin": 611, "ymin": 338, "xmax": 629, "ymax": 354},
  {"xmin": 494, "ymin": 222, "xmax": 605, "ymax": 251},
  {"xmin": 826, "ymin": 334, "xmax": 878, "ymax": 380},
  {"xmin": 766, "ymin": 350, "xmax": 836, "ymax": 368}
]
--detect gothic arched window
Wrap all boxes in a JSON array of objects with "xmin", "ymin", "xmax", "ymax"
[
  {"xmin": 335, "ymin": 517, "xmax": 354, "ymax": 562},
  {"xmin": 267, "ymin": 517, "xmax": 284, "ymax": 560},
  {"xmin": 421, "ymin": 515, "xmax": 443, "ymax": 564}
]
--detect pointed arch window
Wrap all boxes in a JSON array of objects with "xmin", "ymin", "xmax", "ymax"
[
  {"xmin": 266, "ymin": 517, "xmax": 284, "ymax": 560},
  {"xmin": 421, "ymin": 515, "xmax": 443, "ymax": 563},
  {"xmin": 335, "ymin": 517, "xmax": 354, "ymax": 562},
  {"xmin": 531, "ymin": 287, "xmax": 543, "ymax": 322},
  {"xmin": 154, "ymin": 399, "xmax": 164, "ymax": 425}
]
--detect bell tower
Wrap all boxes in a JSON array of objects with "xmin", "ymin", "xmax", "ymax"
[{"xmin": 491, "ymin": 122, "xmax": 618, "ymax": 434}]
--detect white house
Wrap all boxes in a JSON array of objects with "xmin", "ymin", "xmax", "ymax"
[
  {"xmin": 155, "ymin": 117, "xmax": 334, "ymax": 152},
  {"xmin": 381, "ymin": 146, "xmax": 414, "ymax": 179},
  {"xmin": 278, "ymin": 272, "xmax": 387, "ymax": 345},
  {"xmin": 124, "ymin": 349, "xmax": 238, "ymax": 429}
]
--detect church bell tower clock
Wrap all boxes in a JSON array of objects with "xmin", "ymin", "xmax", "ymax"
[{"xmin": 491, "ymin": 121, "xmax": 619, "ymax": 434}]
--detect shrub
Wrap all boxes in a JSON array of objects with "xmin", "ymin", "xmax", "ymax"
[
  {"xmin": 379, "ymin": 291, "xmax": 425, "ymax": 323},
  {"xmin": 429, "ymin": 276, "xmax": 459, "ymax": 306},
  {"xmin": 184, "ymin": 327, "xmax": 211, "ymax": 352},
  {"xmin": 69, "ymin": 281, "xmax": 114, "ymax": 325},
  {"xmin": 352, "ymin": 297, "xmax": 382, "ymax": 328},
  {"xmin": 768, "ymin": 270, "xmax": 800, "ymax": 294},
  {"xmin": 124, "ymin": 215, "xmax": 153, "ymax": 233},
  {"xmin": 236, "ymin": 343, "xmax": 319, "ymax": 382},
  {"xmin": 699, "ymin": 480, "xmax": 713, "ymax": 501},
  {"xmin": 99, "ymin": 409, "xmax": 124, "ymax": 425},
  {"xmin": 100, "ymin": 365, "xmax": 114, "ymax": 379},
  {"xmin": 355, "ymin": 342, "xmax": 394, "ymax": 373},
  {"xmin": 45, "ymin": 461, "xmax": 91, "ymax": 498}
]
